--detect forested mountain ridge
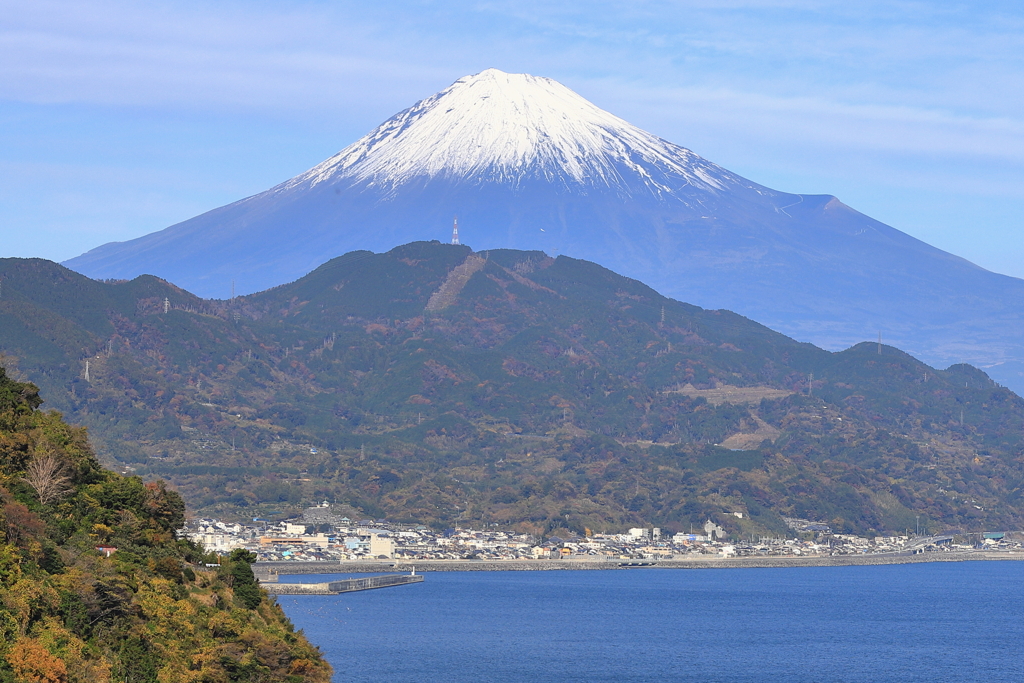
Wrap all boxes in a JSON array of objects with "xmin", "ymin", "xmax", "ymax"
[
  {"xmin": 0, "ymin": 367, "xmax": 331, "ymax": 682},
  {"xmin": 3, "ymin": 243, "xmax": 1024, "ymax": 538}
]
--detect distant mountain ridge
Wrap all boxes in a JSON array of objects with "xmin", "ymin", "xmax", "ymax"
[
  {"xmin": 62, "ymin": 69, "xmax": 1024, "ymax": 393},
  {"xmin": 7, "ymin": 244, "xmax": 1024, "ymax": 537}
]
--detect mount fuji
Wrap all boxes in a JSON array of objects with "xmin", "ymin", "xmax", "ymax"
[{"xmin": 64, "ymin": 68, "xmax": 1024, "ymax": 392}]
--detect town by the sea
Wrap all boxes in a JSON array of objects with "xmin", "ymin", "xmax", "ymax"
[{"xmin": 277, "ymin": 562, "xmax": 1023, "ymax": 683}]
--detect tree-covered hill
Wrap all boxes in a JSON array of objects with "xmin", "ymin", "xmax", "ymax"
[
  {"xmin": 2, "ymin": 244, "xmax": 1023, "ymax": 538},
  {"xmin": 0, "ymin": 367, "xmax": 331, "ymax": 682}
]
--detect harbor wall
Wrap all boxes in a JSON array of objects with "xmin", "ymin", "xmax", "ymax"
[
  {"xmin": 258, "ymin": 573, "xmax": 424, "ymax": 595},
  {"xmin": 255, "ymin": 550, "xmax": 1024, "ymax": 575}
]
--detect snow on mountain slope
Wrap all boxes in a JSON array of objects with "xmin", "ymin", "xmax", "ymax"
[{"xmin": 284, "ymin": 68, "xmax": 743, "ymax": 198}]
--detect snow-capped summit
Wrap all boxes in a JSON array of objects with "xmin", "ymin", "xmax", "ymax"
[
  {"xmin": 67, "ymin": 68, "xmax": 784, "ymax": 300},
  {"xmin": 64, "ymin": 69, "xmax": 1024, "ymax": 393},
  {"xmin": 289, "ymin": 68, "xmax": 734, "ymax": 197}
]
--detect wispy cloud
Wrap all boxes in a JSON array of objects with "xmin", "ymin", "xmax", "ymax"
[{"xmin": 5, "ymin": 1, "xmax": 1023, "ymax": 123}]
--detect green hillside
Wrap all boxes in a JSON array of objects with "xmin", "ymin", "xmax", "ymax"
[
  {"xmin": 0, "ymin": 367, "xmax": 331, "ymax": 682},
  {"xmin": 2, "ymin": 243, "xmax": 1022, "ymax": 538}
]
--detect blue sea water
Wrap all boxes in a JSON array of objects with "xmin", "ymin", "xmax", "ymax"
[{"xmin": 278, "ymin": 562, "xmax": 1024, "ymax": 683}]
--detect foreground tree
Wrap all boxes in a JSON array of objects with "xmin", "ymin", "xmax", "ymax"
[{"xmin": 0, "ymin": 367, "xmax": 332, "ymax": 682}]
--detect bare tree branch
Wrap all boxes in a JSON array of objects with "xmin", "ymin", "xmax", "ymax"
[{"xmin": 24, "ymin": 455, "xmax": 72, "ymax": 505}]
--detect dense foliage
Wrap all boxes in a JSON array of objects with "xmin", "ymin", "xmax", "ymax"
[
  {"xmin": 0, "ymin": 368, "xmax": 331, "ymax": 683},
  {"xmin": 2, "ymin": 244, "xmax": 1024, "ymax": 538}
]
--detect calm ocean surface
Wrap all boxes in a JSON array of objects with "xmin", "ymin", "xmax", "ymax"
[{"xmin": 278, "ymin": 562, "xmax": 1024, "ymax": 683}]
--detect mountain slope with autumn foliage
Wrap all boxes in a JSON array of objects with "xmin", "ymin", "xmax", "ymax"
[
  {"xmin": 0, "ymin": 368, "xmax": 331, "ymax": 683},
  {"xmin": 4, "ymin": 244, "xmax": 1024, "ymax": 538}
]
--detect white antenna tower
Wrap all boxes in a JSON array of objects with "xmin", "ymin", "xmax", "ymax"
[
  {"xmin": 84, "ymin": 360, "xmax": 90, "ymax": 382},
  {"xmin": 163, "ymin": 297, "xmax": 169, "ymax": 314},
  {"xmin": 451, "ymin": 216, "xmax": 460, "ymax": 245}
]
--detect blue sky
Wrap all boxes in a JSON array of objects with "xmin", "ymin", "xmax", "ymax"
[{"xmin": 3, "ymin": 0, "xmax": 1024, "ymax": 277}]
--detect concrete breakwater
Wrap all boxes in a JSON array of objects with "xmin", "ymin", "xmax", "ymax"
[
  {"xmin": 255, "ymin": 550, "xmax": 1024, "ymax": 575},
  {"xmin": 260, "ymin": 573, "xmax": 424, "ymax": 595},
  {"xmin": 262, "ymin": 581, "xmax": 336, "ymax": 595}
]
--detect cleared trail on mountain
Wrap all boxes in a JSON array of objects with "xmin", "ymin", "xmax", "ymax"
[{"xmin": 425, "ymin": 253, "xmax": 487, "ymax": 311}]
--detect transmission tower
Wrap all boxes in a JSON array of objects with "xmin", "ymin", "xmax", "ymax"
[{"xmin": 451, "ymin": 217, "xmax": 460, "ymax": 245}]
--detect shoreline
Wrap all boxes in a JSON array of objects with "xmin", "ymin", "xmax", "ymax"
[{"xmin": 256, "ymin": 550, "xmax": 1024, "ymax": 575}]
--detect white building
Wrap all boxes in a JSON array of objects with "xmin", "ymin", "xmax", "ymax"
[
  {"xmin": 192, "ymin": 532, "xmax": 246, "ymax": 552},
  {"xmin": 369, "ymin": 534, "xmax": 395, "ymax": 558}
]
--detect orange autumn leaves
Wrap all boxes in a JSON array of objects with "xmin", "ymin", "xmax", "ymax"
[{"xmin": 7, "ymin": 639, "xmax": 67, "ymax": 683}]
